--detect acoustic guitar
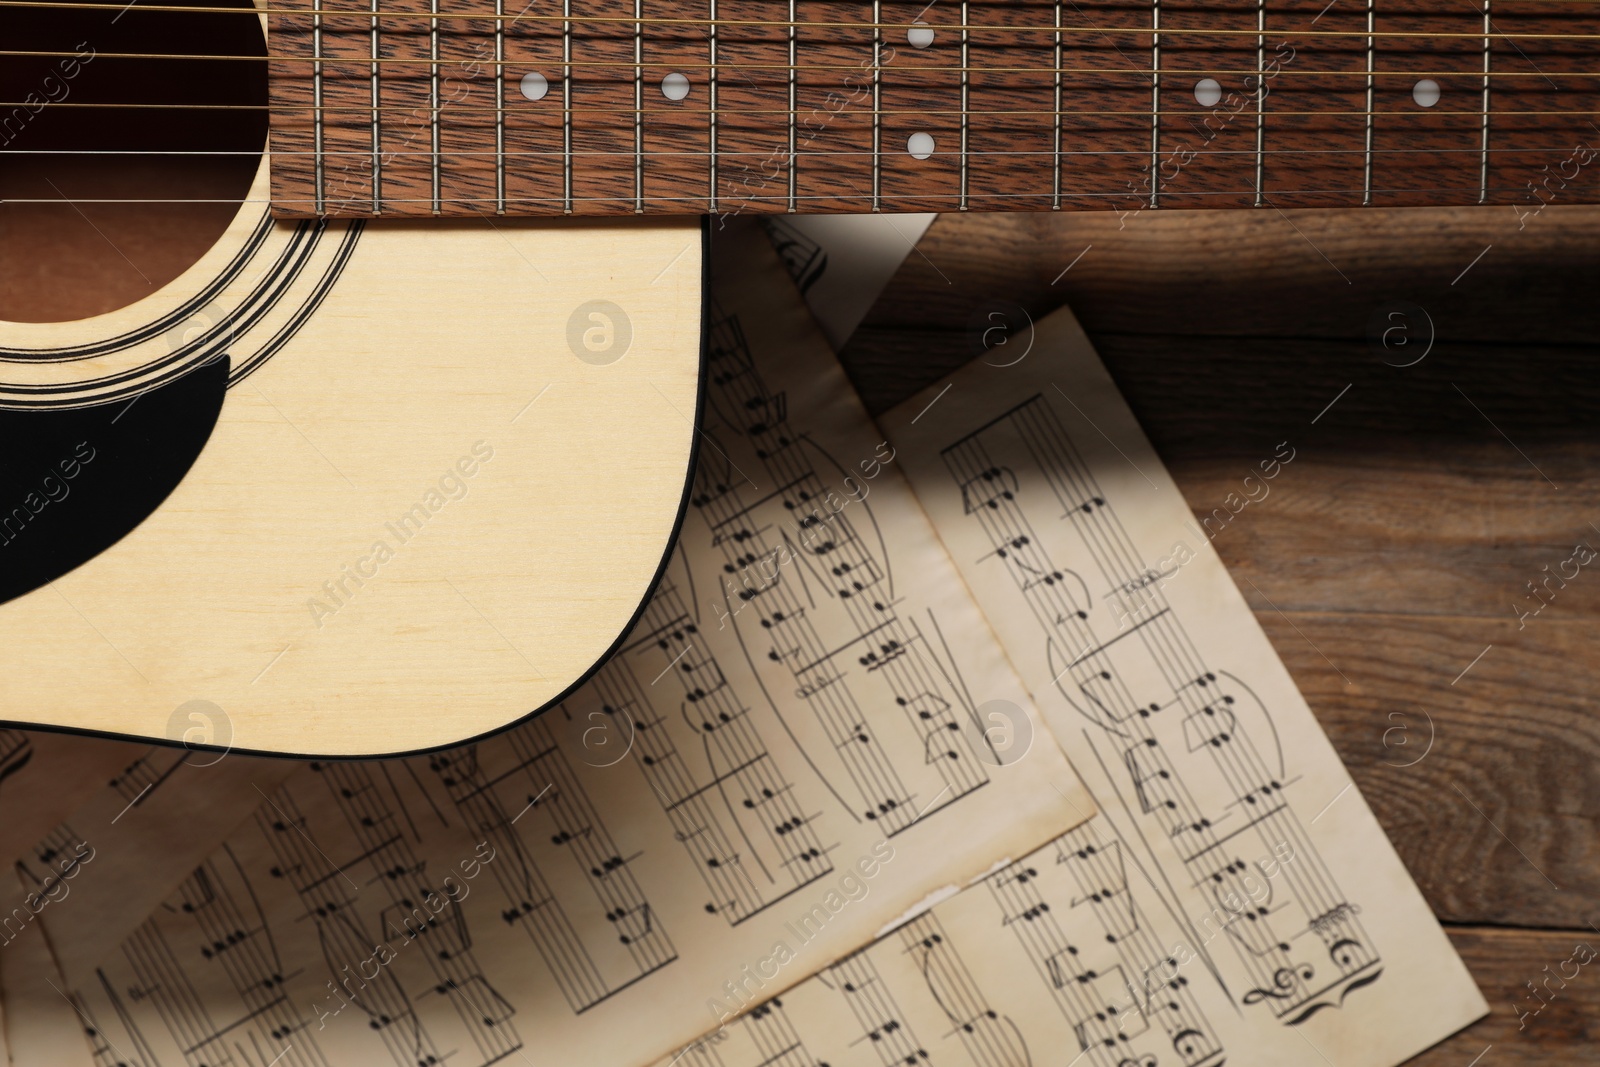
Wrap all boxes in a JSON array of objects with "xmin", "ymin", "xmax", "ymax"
[{"xmin": 1, "ymin": 0, "xmax": 1593, "ymax": 755}]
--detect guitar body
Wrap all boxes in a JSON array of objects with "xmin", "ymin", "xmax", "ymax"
[{"xmin": 0, "ymin": 160, "xmax": 703, "ymax": 756}]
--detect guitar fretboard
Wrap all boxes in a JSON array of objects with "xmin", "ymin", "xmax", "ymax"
[{"xmin": 266, "ymin": 0, "xmax": 1600, "ymax": 216}]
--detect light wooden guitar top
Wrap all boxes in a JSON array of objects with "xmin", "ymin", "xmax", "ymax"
[{"xmin": 0, "ymin": 160, "xmax": 702, "ymax": 756}]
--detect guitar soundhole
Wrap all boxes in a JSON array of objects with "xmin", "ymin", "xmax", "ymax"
[{"xmin": 0, "ymin": 0, "xmax": 267, "ymax": 323}]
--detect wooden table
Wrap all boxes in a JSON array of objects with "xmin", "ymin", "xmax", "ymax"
[{"xmin": 837, "ymin": 203, "xmax": 1600, "ymax": 1066}]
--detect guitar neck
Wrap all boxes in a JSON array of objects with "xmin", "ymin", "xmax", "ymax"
[{"xmin": 265, "ymin": 0, "xmax": 1600, "ymax": 218}]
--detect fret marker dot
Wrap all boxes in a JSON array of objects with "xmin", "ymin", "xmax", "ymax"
[
  {"xmin": 907, "ymin": 21, "xmax": 935, "ymax": 48},
  {"xmin": 1412, "ymin": 79, "xmax": 1441, "ymax": 107},
  {"xmin": 519, "ymin": 72, "xmax": 548, "ymax": 101},
  {"xmin": 1193, "ymin": 78, "xmax": 1222, "ymax": 107},
  {"xmin": 907, "ymin": 132, "xmax": 935, "ymax": 160},
  {"xmin": 661, "ymin": 72, "xmax": 691, "ymax": 101}
]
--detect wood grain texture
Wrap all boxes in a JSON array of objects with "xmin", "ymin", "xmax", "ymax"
[
  {"xmin": 267, "ymin": 0, "xmax": 1600, "ymax": 216},
  {"xmin": 1266, "ymin": 612, "xmax": 1600, "ymax": 927},
  {"xmin": 837, "ymin": 200, "xmax": 1600, "ymax": 1063},
  {"xmin": 1418, "ymin": 927, "xmax": 1600, "ymax": 1066}
]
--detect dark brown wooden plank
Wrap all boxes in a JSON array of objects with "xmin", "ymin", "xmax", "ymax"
[
  {"xmin": 842, "ymin": 204, "xmax": 1600, "ymax": 361},
  {"xmin": 1265, "ymin": 611, "xmax": 1600, "ymax": 928},
  {"xmin": 1166, "ymin": 439, "xmax": 1594, "ymax": 622},
  {"xmin": 1418, "ymin": 925, "xmax": 1600, "ymax": 1066}
]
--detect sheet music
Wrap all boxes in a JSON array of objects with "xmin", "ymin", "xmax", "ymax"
[
  {"xmin": 0, "ymin": 731, "xmax": 146, "ymax": 871},
  {"xmin": 654, "ymin": 819, "xmax": 1234, "ymax": 1067},
  {"xmin": 0, "ymin": 750, "xmax": 300, "ymax": 1065},
  {"xmin": 49, "ymin": 222, "xmax": 1093, "ymax": 1067},
  {"xmin": 877, "ymin": 306, "xmax": 1487, "ymax": 1065},
  {"xmin": 0, "ymin": 834, "xmax": 98, "ymax": 1067},
  {"xmin": 36, "ymin": 750, "xmax": 300, "ymax": 986}
]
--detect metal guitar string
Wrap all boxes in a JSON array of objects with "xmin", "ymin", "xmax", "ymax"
[
  {"xmin": 5, "ymin": 0, "xmax": 1600, "ymax": 29},
  {"xmin": 0, "ymin": 186, "xmax": 1574, "ymax": 203},
  {"xmin": 0, "ymin": 101, "xmax": 1590, "ymax": 117},
  {"xmin": 6, "ymin": 0, "xmax": 1594, "ymax": 207},
  {"xmin": 9, "ymin": 47, "xmax": 1600, "ymax": 72}
]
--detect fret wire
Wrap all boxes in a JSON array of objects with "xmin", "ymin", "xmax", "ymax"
[
  {"xmin": 788, "ymin": 0, "xmax": 797, "ymax": 214},
  {"xmin": 495, "ymin": 0, "xmax": 505, "ymax": 214},
  {"xmin": 430, "ymin": 0, "xmax": 441, "ymax": 214},
  {"xmin": 959, "ymin": 0, "xmax": 970, "ymax": 212},
  {"xmin": 1052, "ymin": 0, "xmax": 1062, "ymax": 211},
  {"xmin": 312, "ymin": 6, "xmax": 325, "ymax": 213},
  {"xmin": 709, "ymin": 0, "xmax": 718, "ymax": 214},
  {"xmin": 1149, "ymin": 0, "xmax": 1160, "ymax": 209},
  {"xmin": 18, "ymin": 48, "xmax": 1600, "ymax": 76},
  {"xmin": 1254, "ymin": 0, "xmax": 1265, "ymax": 207},
  {"xmin": 310, "ymin": 7, "xmax": 323, "ymax": 212},
  {"xmin": 370, "ymin": 0, "xmax": 382, "ymax": 212},
  {"xmin": 14, "ymin": 1, "xmax": 1600, "ymax": 38},
  {"xmin": 1363, "ymin": 0, "xmax": 1374, "ymax": 206},
  {"xmin": 871, "ymin": 0, "xmax": 880, "ymax": 212},
  {"xmin": 635, "ymin": 0, "xmax": 643, "ymax": 214},
  {"xmin": 563, "ymin": 0, "xmax": 572, "ymax": 214},
  {"xmin": 1481, "ymin": 0, "xmax": 1493, "ymax": 204}
]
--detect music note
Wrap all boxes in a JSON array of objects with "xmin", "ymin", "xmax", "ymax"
[
  {"xmin": 591, "ymin": 855, "xmax": 629, "ymax": 878},
  {"xmin": 606, "ymin": 904, "xmax": 653, "ymax": 945},
  {"xmin": 959, "ymin": 466, "xmax": 1019, "ymax": 515},
  {"xmin": 1124, "ymin": 742, "xmax": 1179, "ymax": 817}
]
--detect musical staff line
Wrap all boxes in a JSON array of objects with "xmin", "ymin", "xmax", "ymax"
[
  {"xmin": 939, "ymin": 391, "xmax": 1381, "ymax": 1026},
  {"xmin": 107, "ymin": 845, "xmax": 333, "ymax": 1067},
  {"xmin": 426, "ymin": 718, "xmax": 676, "ymax": 1012},
  {"xmin": 599, "ymin": 565, "xmax": 837, "ymax": 926},
  {"xmin": 701, "ymin": 306, "xmax": 992, "ymax": 839}
]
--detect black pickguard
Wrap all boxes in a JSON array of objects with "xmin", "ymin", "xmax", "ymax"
[{"xmin": 0, "ymin": 356, "xmax": 228, "ymax": 604}]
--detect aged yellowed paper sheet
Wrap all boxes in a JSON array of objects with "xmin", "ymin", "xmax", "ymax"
[{"xmin": 873, "ymin": 302, "xmax": 1488, "ymax": 1066}]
